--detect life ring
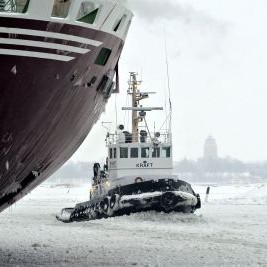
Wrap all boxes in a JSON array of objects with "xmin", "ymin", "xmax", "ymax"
[{"xmin": 135, "ymin": 177, "xmax": 143, "ymax": 183}]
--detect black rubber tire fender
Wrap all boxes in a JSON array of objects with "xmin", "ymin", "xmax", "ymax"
[
  {"xmin": 135, "ymin": 177, "xmax": 143, "ymax": 183},
  {"xmin": 100, "ymin": 197, "xmax": 109, "ymax": 213},
  {"xmin": 110, "ymin": 194, "xmax": 117, "ymax": 209},
  {"xmin": 161, "ymin": 192, "xmax": 177, "ymax": 207},
  {"xmin": 195, "ymin": 193, "xmax": 201, "ymax": 209}
]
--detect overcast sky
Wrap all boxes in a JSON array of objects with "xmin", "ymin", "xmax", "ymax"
[{"xmin": 71, "ymin": 0, "xmax": 267, "ymax": 163}]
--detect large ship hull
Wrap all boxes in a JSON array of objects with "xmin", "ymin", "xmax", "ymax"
[{"xmin": 0, "ymin": 16, "xmax": 127, "ymax": 212}]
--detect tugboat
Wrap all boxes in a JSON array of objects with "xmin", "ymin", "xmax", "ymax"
[
  {"xmin": 57, "ymin": 72, "xmax": 201, "ymax": 222},
  {"xmin": 0, "ymin": 0, "xmax": 132, "ymax": 213}
]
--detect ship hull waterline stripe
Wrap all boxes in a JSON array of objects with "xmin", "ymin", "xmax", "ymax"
[
  {"xmin": 0, "ymin": 49, "xmax": 75, "ymax": 61},
  {"xmin": 0, "ymin": 38, "xmax": 90, "ymax": 54},
  {"xmin": 0, "ymin": 27, "xmax": 103, "ymax": 47}
]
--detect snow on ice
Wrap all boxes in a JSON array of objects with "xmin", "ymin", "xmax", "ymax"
[{"xmin": 0, "ymin": 183, "xmax": 267, "ymax": 266}]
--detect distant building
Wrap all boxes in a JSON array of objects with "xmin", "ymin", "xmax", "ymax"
[{"xmin": 203, "ymin": 136, "xmax": 218, "ymax": 159}]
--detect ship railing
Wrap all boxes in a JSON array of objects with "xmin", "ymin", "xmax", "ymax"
[
  {"xmin": 106, "ymin": 131, "xmax": 172, "ymax": 146},
  {"xmin": 0, "ymin": 0, "xmax": 29, "ymax": 13}
]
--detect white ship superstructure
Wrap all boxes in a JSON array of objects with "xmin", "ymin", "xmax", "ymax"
[{"xmin": 104, "ymin": 72, "xmax": 174, "ymax": 188}]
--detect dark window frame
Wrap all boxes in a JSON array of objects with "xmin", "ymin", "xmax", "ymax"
[
  {"xmin": 141, "ymin": 147, "xmax": 150, "ymax": 158},
  {"xmin": 130, "ymin": 148, "xmax": 139, "ymax": 158},
  {"xmin": 162, "ymin": 147, "xmax": 171, "ymax": 158},
  {"xmin": 120, "ymin": 147, "xmax": 128, "ymax": 158},
  {"xmin": 152, "ymin": 147, "xmax": 160, "ymax": 158},
  {"xmin": 95, "ymin": 48, "xmax": 112, "ymax": 66}
]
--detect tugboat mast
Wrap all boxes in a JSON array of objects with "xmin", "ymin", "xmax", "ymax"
[
  {"xmin": 125, "ymin": 72, "xmax": 162, "ymax": 143},
  {"xmin": 129, "ymin": 72, "xmax": 140, "ymax": 142}
]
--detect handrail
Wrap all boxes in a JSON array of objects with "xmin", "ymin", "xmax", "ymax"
[{"xmin": 106, "ymin": 131, "xmax": 172, "ymax": 146}]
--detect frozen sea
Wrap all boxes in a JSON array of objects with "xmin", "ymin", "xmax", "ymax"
[{"xmin": 0, "ymin": 183, "xmax": 267, "ymax": 267}]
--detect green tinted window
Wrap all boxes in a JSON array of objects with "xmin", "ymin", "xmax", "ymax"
[
  {"xmin": 78, "ymin": 8, "xmax": 98, "ymax": 24},
  {"xmin": 0, "ymin": 0, "xmax": 30, "ymax": 13},
  {"xmin": 95, "ymin": 48, "xmax": 112, "ymax": 66}
]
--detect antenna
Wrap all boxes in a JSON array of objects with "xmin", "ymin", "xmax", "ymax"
[
  {"xmin": 115, "ymin": 94, "xmax": 118, "ymax": 128},
  {"xmin": 164, "ymin": 27, "xmax": 172, "ymax": 133}
]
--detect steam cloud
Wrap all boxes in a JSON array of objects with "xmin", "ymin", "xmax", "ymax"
[{"xmin": 117, "ymin": 0, "xmax": 228, "ymax": 36}]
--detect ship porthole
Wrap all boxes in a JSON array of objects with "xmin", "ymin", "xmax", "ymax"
[{"xmin": 135, "ymin": 177, "xmax": 143, "ymax": 183}]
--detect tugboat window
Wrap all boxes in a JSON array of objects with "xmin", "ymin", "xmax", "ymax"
[
  {"xmin": 120, "ymin": 147, "xmax": 128, "ymax": 158},
  {"xmin": 152, "ymin": 147, "xmax": 160, "ymax": 158},
  {"xmin": 95, "ymin": 48, "xmax": 112, "ymax": 66},
  {"xmin": 52, "ymin": 0, "xmax": 72, "ymax": 18},
  {"xmin": 0, "ymin": 0, "xmax": 30, "ymax": 13},
  {"xmin": 109, "ymin": 148, "xmax": 113, "ymax": 159},
  {"xmin": 141, "ymin": 147, "xmax": 150, "ymax": 158},
  {"xmin": 114, "ymin": 148, "xmax": 117, "ymax": 159},
  {"xmin": 131, "ymin": 148, "xmax": 138, "ymax": 158},
  {"xmin": 162, "ymin": 147, "xmax": 171, "ymax": 158}
]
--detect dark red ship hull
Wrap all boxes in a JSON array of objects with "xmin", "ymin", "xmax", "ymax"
[{"xmin": 0, "ymin": 17, "xmax": 125, "ymax": 212}]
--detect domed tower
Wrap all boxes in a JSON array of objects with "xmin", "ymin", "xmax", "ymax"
[{"xmin": 203, "ymin": 136, "xmax": 218, "ymax": 159}]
